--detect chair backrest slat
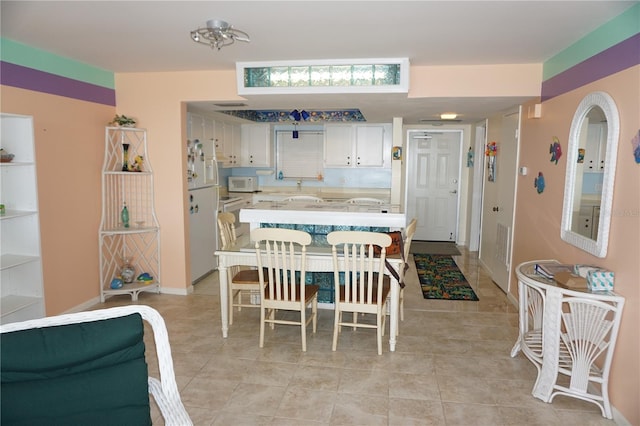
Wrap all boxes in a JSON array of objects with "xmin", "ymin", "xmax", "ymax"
[
  {"xmin": 217, "ymin": 212, "xmax": 237, "ymax": 248},
  {"xmin": 328, "ymin": 231, "xmax": 391, "ymax": 305},
  {"xmin": 252, "ymin": 228, "xmax": 311, "ymax": 303},
  {"xmin": 217, "ymin": 212, "xmax": 241, "ymax": 278}
]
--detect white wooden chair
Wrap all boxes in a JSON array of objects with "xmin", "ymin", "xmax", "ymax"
[
  {"xmin": 252, "ymin": 227, "xmax": 319, "ymax": 352},
  {"xmin": 218, "ymin": 212, "xmax": 262, "ymax": 325},
  {"xmin": 327, "ymin": 230, "xmax": 392, "ymax": 355},
  {"xmin": 346, "ymin": 197, "xmax": 384, "ymax": 204},
  {"xmin": 283, "ymin": 195, "xmax": 323, "ymax": 203},
  {"xmin": 383, "ymin": 219, "xmax": 418, "ymax": 326},
  {"xmin": 0, "ymin": 305, "xmax": 192, "ymax": 426},
  {"xmin": 399, "ymin": 218, "xmax": 417, "ymax": 321}
]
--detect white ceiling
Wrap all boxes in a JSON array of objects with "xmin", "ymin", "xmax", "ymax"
[{"xmin": 1, "ymin": 1, "xmax": 635, "ymax": 124}]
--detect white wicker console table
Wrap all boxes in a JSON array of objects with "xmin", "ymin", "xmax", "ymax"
[{"xmin": 511, "ymin": 260, "xmax": 625, "ymax": 419}]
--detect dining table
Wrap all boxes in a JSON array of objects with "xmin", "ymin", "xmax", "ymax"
[{"xmin": 215, "ymin": 233, "xmax": 405, "ymax": 352}]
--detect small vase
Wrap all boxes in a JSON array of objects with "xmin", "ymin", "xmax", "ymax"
[
  {"xmin": 120, "ymin": 257, "xmax": 136, "ymax": 283},
  {"xmin": 122, "ymin": 143, "xmax": 130, "ymax": 171}
]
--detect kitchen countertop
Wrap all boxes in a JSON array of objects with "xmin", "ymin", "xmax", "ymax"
[
  {"xmin": 256, "ymin": 187, "xmax": 391, "ymax": 201},
  {"xmin": 240, "ymin": 200, "xmax": 405, "ymax": 228}
]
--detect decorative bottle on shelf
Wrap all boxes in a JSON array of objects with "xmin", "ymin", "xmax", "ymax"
[
  {"xmin": 122, "ymin": 143, "xmax": 130, "ymax": 171},
  {"xmin": 121, "ymin": 202, "xmax": 130, "ymax": 228},
  {"xmin": 120, "ymin": 257, "xmax": 136, "ymax": 283}
]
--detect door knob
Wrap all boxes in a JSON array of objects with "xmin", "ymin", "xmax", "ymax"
[
  {"xmin": 493, "ymin": 206, "xmax": 499, "ymax": 212},
  {"xmin": 450, "ymin": 190, "xmax": 457, "ymax": 194}
]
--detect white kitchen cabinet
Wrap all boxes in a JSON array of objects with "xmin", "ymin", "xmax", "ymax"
[
  {"xmin": 355, "ymin": 125, "xmax": 385, "ymax": 167},
  {"xmin": 99, "ymin": 127, "xmax": 161, "ymax": 302},
  {"xmin": 211, "ymin": 120, "xmax": 227, "ymax": 160},
  {"xmin": 222, "ymin": 122, "xmax": 241, "ymax": 167},
  {"xmin": 324, "ymin": 125, "xmax": 354, "ymax": 167},
  {"xmin": 188, "ymin": 113, "xmax": 205, "ymax": 143},
  {"xmin": 584, "ymin": 123, "xmax": 607, "ymax": 171},
  {"xmin": 575, "ymin": 202, "xmax": 601, "ymax": 240},
  {"xmin": 240, "ymin": 123, "xmax": 272, "ymax": 167},
  {"xmin": 0, "ymin": 113, "xmax": 45, "ymax": 324},
  {"xmin": 324, "ymin": 124, "xmax": 387, "ymax": 168},
  {"xmin": 214, "ymin": 118, "xmax": 225, "ymax": 158},
  {"xmin": 203, "ymin": 117, "xmax": 222, "ymax": 158},
  {"xmin": 188, "ymin": 113, "xmax": 223, "ymax": 159}
]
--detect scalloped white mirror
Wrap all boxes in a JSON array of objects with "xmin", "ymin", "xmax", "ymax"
[{"xmin": 561, "ymin": 91, "xmax": 619, "ymax": 258}]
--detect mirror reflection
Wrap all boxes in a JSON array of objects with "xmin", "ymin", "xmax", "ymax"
[
  {"xmin": 561, "ymin": 91, "xmax": 620, "ymax": 258},
  {"xmin": 570, "ymin": 106, "xmax": 607, "ymax": 240}
]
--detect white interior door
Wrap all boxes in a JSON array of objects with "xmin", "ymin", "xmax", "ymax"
[
  {"xmin": 479, "ymin": 108, "xmax": 520, "ymax": 293},
  {"xmin": 406, "ymin": 130, "xmax": 462, "ymax": 241}
]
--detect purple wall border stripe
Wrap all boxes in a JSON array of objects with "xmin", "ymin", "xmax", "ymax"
[
  {"xmin": 1, "ymin": 61, "xmax": 116, "ymax": 106},
  {"xmin": 542, "ymin": 33, "xmax": 640, "ymax": 102}
]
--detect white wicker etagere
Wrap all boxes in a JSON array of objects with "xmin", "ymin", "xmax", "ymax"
[{"xmin": 99, "ymin": 127, "xmax": 160, "ymax": 302}]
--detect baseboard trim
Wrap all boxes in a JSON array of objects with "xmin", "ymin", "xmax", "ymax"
[
  {"xmin": 62, "ymin": 297, "xmax": 101, "ymax": 315},
  {"xmin": 160, "ymin": 286, "xmax": 192, "ymax": 296}
]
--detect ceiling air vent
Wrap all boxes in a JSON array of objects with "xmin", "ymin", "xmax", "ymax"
[{"xmin": 420, "ymin": 119, "xmax": 462, "ymax": 123}]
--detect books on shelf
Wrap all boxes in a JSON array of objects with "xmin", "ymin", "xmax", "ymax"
[{"xmin": 534, "ymin": 262, "xmax": 575, "ymax": 279}]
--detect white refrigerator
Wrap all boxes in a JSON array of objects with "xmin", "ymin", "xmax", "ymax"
[{"xmin": 187, "ymin": 138, "xmax": 220, "ymax": 283}]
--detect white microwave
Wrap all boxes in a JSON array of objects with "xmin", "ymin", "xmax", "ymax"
[{"xmin": 228, "ymin": 176, "xmax": 259, "ymax": 193}]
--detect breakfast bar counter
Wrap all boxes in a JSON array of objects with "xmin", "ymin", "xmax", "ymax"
[
  {"xmin": 240, "ymin": 201, "xmax": 406, "ymax": 229},
  {"xmin": 232, "ymin": 199, "xmax": 408, "ymax": 344}
]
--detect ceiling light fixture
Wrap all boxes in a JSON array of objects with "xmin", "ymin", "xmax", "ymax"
[
  {"xmin": 190, "ymin": 19, "xmax": 250, "ymax": 51},
  {"xmin": 440, "ymin": 113, "xmax": 458, "ymax": 120}
]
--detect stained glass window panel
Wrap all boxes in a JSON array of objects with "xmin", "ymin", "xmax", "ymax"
[
  {"xmin": 352, "ymin": 65, "xmax": 374, "ymax": 86},
  {"xmin": 270, "ymin": 67, "xmax": 290, "ymax": 87},
  {"xmin": 330, "ymin": 65, "xmax": 352, "ymax": 86},
  {"xmin": 241, "ymin": 60, "xmax": 406, "ymax": 91},
  {"xmin": 244, "ymin": 67, "xmax": 270, "ymax": 87},
  {"xmin": 290, "ymin": 66, "xmax": 310, "ymax": 87},
  {"xmin": 374, "ymin": 64, "xmax": 399, "ymax": 85},
  {"xmin": 310, "ymin": 66, "xmax": 331, "ymax": 86}
]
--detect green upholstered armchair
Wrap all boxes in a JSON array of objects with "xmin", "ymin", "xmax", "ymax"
[{"xmin": 1, "ymin": 305, "xmax": 192, "ymax": 425}]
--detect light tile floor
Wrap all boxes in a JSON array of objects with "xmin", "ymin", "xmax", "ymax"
[{"xmin": 96, "ymin": 248, "xmax": 618, "ymax": 425}]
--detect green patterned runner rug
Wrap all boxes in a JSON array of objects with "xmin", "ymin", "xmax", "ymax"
[{"xmin": 413, "ymin": 254, "xmax": 479, "ymax": 301}]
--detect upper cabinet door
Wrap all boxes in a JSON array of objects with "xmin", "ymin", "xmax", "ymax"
[
  {"xmin": 240, "ymin": 123, "xmax": 272, "ymax": 167},
  {"xmin": 189, "ymin": 113, "xmax": 205, "ymax": 142},
  {"xmin": 324, "ymin": 125, "xmax": 354, "ymax": 167},
  {"xmin": 355, "ymin": 125, "xmax": 384, "ymax": 167},
  {"xmin": 222, "ymin": 123, "xmax": 241, "ymax": 167},
  {"xmin": 324, "ymin": 124, "xmax": 387, "ymax": 168}
]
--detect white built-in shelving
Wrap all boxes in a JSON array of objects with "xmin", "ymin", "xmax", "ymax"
[{"xmin": 1, "ymin": 113, "xmax": 45, "ymax": 324}]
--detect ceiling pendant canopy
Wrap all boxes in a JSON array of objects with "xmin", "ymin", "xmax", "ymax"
[{"xmin": 190, "ymin": 19, "xmax": 250, "ymax": 51}]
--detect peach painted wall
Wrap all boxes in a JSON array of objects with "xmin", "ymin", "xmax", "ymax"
[
  {"xmin": 513, "ymin": 66, "xmax": 640, "ymax": 424},
  {"xmin": 114, "ymin": 70, "xmax": 241, "ymax": 292},
  {"xmin": 1, "ymin": 86, "xmax": 114, "ymax": 314},
  {"xmin": 114, "ymin": 64, "xmax": 543, "ymax": 294},
  {"xmin": 410, "ymin": 64, "xmax": 542, "ymax": 97}
]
